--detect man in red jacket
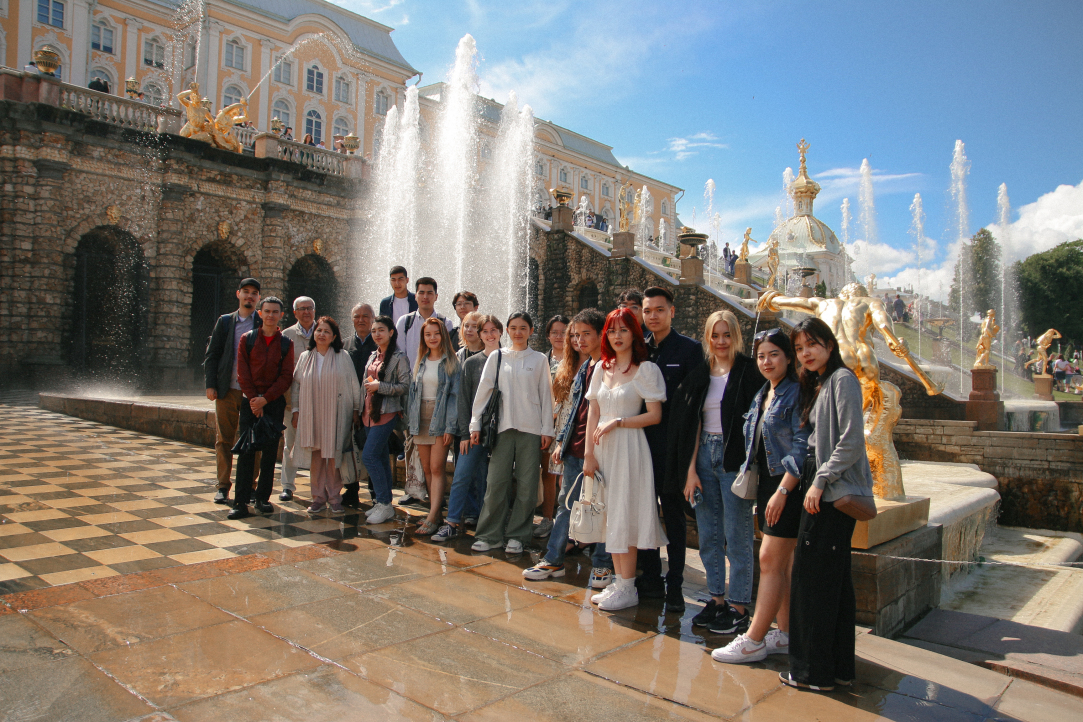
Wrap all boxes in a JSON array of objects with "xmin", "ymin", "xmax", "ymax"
[{"xmin": 229, "ymin": 297, "xmax": 295, "ymax": 520}]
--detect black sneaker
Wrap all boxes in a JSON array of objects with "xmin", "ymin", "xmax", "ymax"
[
  {"xmin": 706, "ymin": 605, "xmax": 751, "ymax": 635},
  {"xmin": 279, "ymin": 489, "xmax": 293, "ymax": 502},
  {"xmin": 692, "ymin": 599, "xmax": 720, "ymax": 627},
  {"xmin": 255, "ymin": 500, "xmax": 273, "ymax": 514},
  {"xmin": 635, "ymin": 574, "xmax": 666, "ymax": 599},
  {"xmin": 214, "ymin": 490, "xmax": 229, "ymax": 504},
  {"xmin": 666, "ymin": 584, "xmax": 686, "ymax": 613},
  {"xmin": 227, "ymin": 505, "xmax": 249, "ymax": 520}
]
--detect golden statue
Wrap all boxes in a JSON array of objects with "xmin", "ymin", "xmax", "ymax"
[
  {"xmin": 211, "ymin": 97, "xmax": 248, "ymax": 153},
  {"xmin": 1027, "ymin": 328, "xmax": 1062, "ymax": 374},
  {"xmin": 632, "ymin": 188, "xmax": 642, "ymax": 226},
  {"xmin": 177, "ymin": 82, "xmax": 213, "ymax": 143},
  {"xmin": 758, "ymin": 282, "xmax": 944, "ymax": 500},
  {"xmin": 617, "ymin": 182, "xmax": 634, "ymax": 232},
  {"xmin": 973, "ymin": 309, "xmax": 1000, "ymax": 369},
  {"xmin": 765, "ymin": 237, "xmax": 780, "ymax": 288},
  {"xmin": 739, "ymin": 228, "xmax": 752, "ymax": 262}
]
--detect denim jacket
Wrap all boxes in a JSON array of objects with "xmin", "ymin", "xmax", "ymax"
[
  {"xmin": 406, "ymin": 356, "xmax": 461, "ymax": 437},
  {"xmin": 738, "ymin": 376, "xmax": 810, "ymax": 478},
  {"xmin": 555, "ymin": 358, "xmax": 591, "ymax": 447}
]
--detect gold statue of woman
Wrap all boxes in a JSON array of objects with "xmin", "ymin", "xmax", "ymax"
[
  {"xmin": 973, "ymin": 309, "xmax": 1001, "ymax": 369},
  {"xmin": 739, "ymin": 228, "xmax": 752, "ymax": 261}
]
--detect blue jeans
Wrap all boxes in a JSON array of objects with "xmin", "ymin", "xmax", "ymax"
[
  {"xmin": 695, "ymin": 432, "xmax": 755, "ymax": 604},
  {"xmin": 544, "ymin": 454, "xmax": 612, "ymax": 569},
  {"xmin": 362, "ymin": 417, "xmax": 398, "ymax": 505},
  {"xmin": 446, "ymin": 442, "xmax": 489, "ymax": 525}
]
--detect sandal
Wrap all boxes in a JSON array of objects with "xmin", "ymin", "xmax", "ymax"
[{"xmin": 415, "ymin": 520, "xmax": 439, "ymax": 536}]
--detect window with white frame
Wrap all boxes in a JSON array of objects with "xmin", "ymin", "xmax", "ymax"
[
  {"xmin": 272, "ymin": 99, "xmax": 291, "ymax": 129},
  {"xmin": 91, "ymin": 22, "xmax": 114, "ymax": 54},
  {"xmin": 559, "ymin": 168, "xmax": 568, "ymax": 183},
  {"xmin": 273, "ymin": 56, "xmax": 292, "ymax": 85},
  {"xmin": 374, "ymin": 90, "xmax": 389, "ymax": 115},
  {"xmin": 334, "ymin": 76, "xmax": 350, "ymax": 103},
  {"xmin": 661, "ymin": 200, "xmax": 668, "ymax": 216},
  {"xmin": 37, "ymin": 0, "xmax": 64, "ymax": 28},
  {"xmin": 223, "ymin": 39, "xmax": 245, "ymax": 71},
  {"xmin": 223, "ymin": 85, "xmax": 243, "ymax": 107},
  {"xmin": 143, "ymin": 38, "xmax": 165, "ymax": 68},
  {"xmin": 305, "ymin": 109, "xmax": 322, "ymax": 144},
  {"xmin": 333, "ymin": 116, "xmax": 350, "ymax": 139},
  {"xmin": 535, "ymin": 162, "xmax": 544, "ymax": 176},
  {"xmin": 580, "ymin": 176, "xmax": 589, "ymax": 190},
  {"xmin": 144, "ymin": 83, "xmax": 164, "ymax": 107},
  {"xmin": 602, "ymin": 183, "xmax": 610, "ymax": 197},
  {"xmin": 306, "ymin": 65, "xmax": 323, "ymax": 94}
]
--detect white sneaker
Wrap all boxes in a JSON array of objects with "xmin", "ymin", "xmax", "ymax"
[
  {"xmin": 589, "ymin": 568, "xmax": 614, "ymax": 589},
  {"xmin": 471, "ymin": 539, "xmax": 496, "ymax": 552},
  {"xmin": 504, "ymin": 539, "xmax": 524, "ymax": 554},
  {"xmin": 711, "ymin": 634, "xmax": 767, "ymax": 664},
  {"xmin": 366, "ymin": 503, "xmax": 396, "ymax": 525},
  {"xmin": 764, "ymin": 629, "xmax": 789, "ymax": 656},
  {"xmin": 598, "ymin": 582, "xmax": 638, "ymax": 611}
]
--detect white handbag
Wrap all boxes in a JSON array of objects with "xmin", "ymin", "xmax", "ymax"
[
  {"xmin": 731, "ymin": 463, "xmax": 759, "ymax": 500},
  {"xmin": 568, "ymin": 470, "xmax": 607, "ymax": 544}
]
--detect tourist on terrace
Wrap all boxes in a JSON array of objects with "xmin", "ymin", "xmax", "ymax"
[
  {"xmin": 432, "ymin": 314, "xmax": 504, "ymax": 542},
  {"xmin": 280, "ymin": 296, "xmax": 317, "ymax": 503},
  {"xmin": 667, "ymin": 309, "xmax": 762, "ymax": 628},
  {"xmin": 893, "ymin": 294, "xmax": 905, "ymax": 322},
  {"xmin": 290, "ymin": 316, "xmax": 361, "ymax": 515},
  {"xmin": 581, "ymin": 308, "xmax": 666, "ymax": 611},
  {"xmin": 469, "ymin": 312, "xmax": 554, "ymax": 555},
  {"xmin": 88, "ymin": 77, "xmax": 108, "ymax": 93},
  {"xmin": 782, "ymin": 317, "xmax": 873, "ymax": 692},
  {"xmin": 229, "ymin": 297, "xmax": 295, "ymax": 520},
  {"xmin": 523, "ymin": 309, "xmax": 614, "ymax": 586},
  {"xmin": 204, "ymin": 278, "xmax": 262, "ymax": 505},
  {"xmin": 284, "ymin": 127, "xmax": 294, "ymax": 141},
  {"xmin": 617, "ymin": 288, "xmax": 644, "ymax": 328},
  {"xmin": 536, "ymin": 315, "xmax": 570, "ymax": 538},
  {"xmin": 378, "ymin": 266, "xmax": 417, "ymax": 325},
  {"xmin": 639, "ymin": 286, "xmax": 705, "ymax": 611},
  {"xmin": 450, "ymin": 290, "xmax": 480, "ymax": 349},
  {"xmin": 406, "ymin": 318, "xmax": 461, "ymax": 535},
  {"xmin": 456, "ymin": 311, "xmax": 484, "ymax": 361},
  {"xmin": 360, "ymin": 315, "xmax": 411, "ymax": 525},
  {"xmin": 303, "ymin": 133, "xmax": 315, "ymax": 146},
  {"xmin": 1054, "ymin": 354, "xmax": 1069, "ymax": 391},
  {"xmin": 711, "ymin": 328, "xmax": 809, "ymax": 664}
]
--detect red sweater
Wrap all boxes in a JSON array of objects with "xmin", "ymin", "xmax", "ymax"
[{"xmin": 237, "ymin": 329, "xmax": 294, "ymax": 402}]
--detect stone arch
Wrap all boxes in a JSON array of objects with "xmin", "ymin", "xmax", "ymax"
[
  {"xmin": 69, "ymin": 226, "xmax": 150, "ymax": 375},
  {"xmin": 286, "ymin": 253, "xmax": 339, "ymax": 325},
  {"xmin": 188, "ymin": 241, "xmax": 247, "ymax": 366}
]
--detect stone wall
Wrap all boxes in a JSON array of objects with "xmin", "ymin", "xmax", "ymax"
[
  {"xmin": 38, "ymin": 393, "xmax": 216, "ymax": 447},
  {"xmin": 894, "ymin": 418, "xmax": 1083, "ymax": 532}
]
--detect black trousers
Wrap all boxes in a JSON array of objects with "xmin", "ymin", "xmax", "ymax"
[
  {"xmin": 788, "ymin": 500, "xmax": 858, "ymax": 687},
  {"xmin": 234, "ymin": 396, "xmax": 286, "ymax": 508},
  {"xmin": 638, "ymin": 468, "xmax": 688, "ymax": 589}
]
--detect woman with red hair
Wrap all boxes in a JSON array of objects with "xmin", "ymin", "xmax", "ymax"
[{"xmin": 583, "ymin": 307, "xmax": 667, "ymax": 611}]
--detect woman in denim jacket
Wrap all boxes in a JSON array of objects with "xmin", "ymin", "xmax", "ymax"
[
  {"xmin": 406, "ymin": 317, "xmax": 461, "ymax": 535},
  {"xmin": 711, "ymin": 327, "xmax": 809, "ymax": 665}
]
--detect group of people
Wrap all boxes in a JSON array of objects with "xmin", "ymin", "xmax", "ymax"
[
  {"xmin": 721, "ymin": 243, "xmax": 738, "ymax": 275},
  {"xmin": 203, "ymin": 267, "xmax": 875, "ymax": 693}
]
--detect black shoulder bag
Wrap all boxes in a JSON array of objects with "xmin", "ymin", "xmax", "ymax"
[{"xmin": 479, "ymin": 350, "xmax": 503, "ymax": 454}]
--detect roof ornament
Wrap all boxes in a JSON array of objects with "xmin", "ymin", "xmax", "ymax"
[{"xmin": 797, "ymin": 138, "xmax": 810, "ymax": 175}]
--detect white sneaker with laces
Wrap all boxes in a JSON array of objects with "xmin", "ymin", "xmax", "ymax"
[
  {"xmin": 711, "ymin": 634, "xmax": 768, "ymax": 664},
  {"xmin": 366, "ymin": 503, "xmax": 396, "ymax": 525},
  {"xmin": 471, "ymin": 539, "xmax": 496, "ymax": 552},
  {"xmin": 598, "ymin": 581, "xmax": 639, "ymax": 611},
  {"xmin": 591, "ymin": 585, "xmax": 616, "ymax": 605},
  {"xmin": 764, "ymin": 628, "xmax": 789, "ymax": 656},
  {"xmin": 504, "ymin": 539, "xmax": 524, "ymax": 554}
]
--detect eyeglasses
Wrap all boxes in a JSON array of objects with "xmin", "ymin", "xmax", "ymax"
[
  {"xmin": 295, "ymin": 306, "xmax": 314, "ymax": 313},
  {"xmin": 754, "ymin": 328, "xmax": 786, "ymax": 342}
]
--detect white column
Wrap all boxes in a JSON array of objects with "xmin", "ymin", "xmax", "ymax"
[
  {"xmin": 203, "ymin": 20, "xmax": 223, "ymax": 105},
  {"xmin": 353, "ymin": 71, "xmax": 366, "ymax": 141},
  {"xmin": 17, "ymin": 0, "xmax": 33, "ymax": 67},
  {"xmin": 123, "ymin": 18, "xmax": 141, "ymax": 88},
  {"xmin": 259, "ymin": 39, "xmax": 273, "ymax": 129},
  {"xmin": 70, "ymin": 0, "xmax": 92, "ymax": 86}
]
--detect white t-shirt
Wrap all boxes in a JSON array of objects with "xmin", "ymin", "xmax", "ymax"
[
  {"xmin": 1054, "ymin": 359, "xmax": 1068, "ymax": 373},
  {"xmin": 703, "ymin": 372, "xmax": 729, "ymax": 433},
  {"xmin": 421, "ymin": 356, "xmax": 441, "ymax": 400},
  {"xmin": 392, "ymin": 295, "xmax": 410, "ymax": 325}
]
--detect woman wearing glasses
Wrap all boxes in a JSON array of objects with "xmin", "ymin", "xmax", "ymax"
[{"xmin": 667, "ymin": 310, "xmax": 764, "ymax": 636}]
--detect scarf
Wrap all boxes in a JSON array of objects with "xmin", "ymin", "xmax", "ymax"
[{"xmin": 296, "ymin": 348, "xmax": 340, "ymax": 459}]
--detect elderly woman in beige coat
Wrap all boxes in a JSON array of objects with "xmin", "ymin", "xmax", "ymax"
[{"xmin": 291, "ymin": 316, "xmax": 362, "ymax": 514}]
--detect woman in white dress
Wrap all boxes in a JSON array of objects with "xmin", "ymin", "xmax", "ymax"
[{"xmin": 583, "ymin": 307, "xmax": 667, "ymax": 611}]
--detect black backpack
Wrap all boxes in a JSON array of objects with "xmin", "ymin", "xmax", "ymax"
[{"xmin": 244, "ymin": 330, "xmax": 293, "ymax": 360}]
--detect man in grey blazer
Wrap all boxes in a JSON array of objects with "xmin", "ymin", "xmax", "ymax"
[{"xmin": 204, "ymin": 278, "xmax": 262, "ymax": 503}]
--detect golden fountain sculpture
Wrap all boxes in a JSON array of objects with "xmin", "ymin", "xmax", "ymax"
[
  {"xmin": 739, "ymin": 227, "xmax": 752, "ymax": 262},
  {"xmin": 765, "ymin": 236, "xmax": 780, "ymax": 288},
  {"xmin": 176, "ymin": 82, "xmax": 247, "ymax": 152},
  {"xmin": 758, "ymin": 282, "xmax": 944, "ymax": 500},
  {"xmin": 617, "ymin": 182, "xmax": 634, "ymax": 232},
  {"xmin": 973, "ymin": 309, "xmax": 1000, "ymax": 369},
  {"xmin": 1027, "ymin": 328, "xmax": 1062, "ymax": 374}
]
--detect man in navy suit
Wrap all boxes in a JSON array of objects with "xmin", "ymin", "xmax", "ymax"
[{"xmin": 378, "ymin": 266, "xmax": 417, "ymax": 324}]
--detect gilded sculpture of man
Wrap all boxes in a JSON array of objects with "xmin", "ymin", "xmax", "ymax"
[
  {"xmin": 739, "ymin": 227, "xmax": 752, "ymax": 262},
  {"xmin": 177, "ymin": 82, "xmax": 213, "ymax": 143},
  {"xmin": 618, "ymin": 182, "xmax": 634, "ymax": 232},
  {"xmin": 758, "ymin": 282, "xmax": 943, "ymax": 499},
  {"xmin": 212, "ymin": 97, "xmax": 248, "ymax": 153},
  {"xmin": 1027, "ymin": 328, "xmax": 1062, "ymax": 374},
  {"xmin": 765, "ymin": 237, "xmax": 780, "ymax": 288},
  {"xmin": 973, "ymin": 309, "xmax": 1001, "ymax": 369}
]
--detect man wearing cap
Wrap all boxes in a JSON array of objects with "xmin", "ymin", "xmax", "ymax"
[{"xmin": 204, "ymin": 278, "xmax": 262, "ymax": 503}]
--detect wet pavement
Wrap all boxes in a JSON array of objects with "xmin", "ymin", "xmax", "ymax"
[{"xmin": 1, "ymin": 405, "xmax": 1079, "ymax": 720}]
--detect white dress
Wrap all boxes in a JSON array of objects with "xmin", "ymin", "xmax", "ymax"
[{"xmin": 586, "ymin": 361, "xmax": 669, "ymax": 554}]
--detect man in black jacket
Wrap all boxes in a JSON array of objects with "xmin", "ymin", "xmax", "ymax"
[
  {"xmin": 640, "ymin": 286, "xmax": 704, "ymax": 611},
  {"xmin": 378, "ymin": 266, "xmax": 417, "ymax": 324},
  {"xmin": 204, "ymin": 278, "xmax": 262, "ymax": 503}
]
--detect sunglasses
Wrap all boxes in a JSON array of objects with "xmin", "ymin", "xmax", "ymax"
[{"xmin": 754, "ymin": 328, "xmax": 786, "ymax": 343}]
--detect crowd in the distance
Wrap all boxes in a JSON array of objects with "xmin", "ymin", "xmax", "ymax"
[{"xmin": 203, "ymin": 266, "xmax": 874, "ymax": 693}]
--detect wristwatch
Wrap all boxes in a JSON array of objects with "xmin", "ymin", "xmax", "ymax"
[{"xmin": 777, "ymin": 486, "xmax": 789, "ymax": 496}]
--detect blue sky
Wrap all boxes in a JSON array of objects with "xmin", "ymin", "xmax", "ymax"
[{"xmin": 337, "ymin": 0, "xmax": 1083, "ymax": 299}]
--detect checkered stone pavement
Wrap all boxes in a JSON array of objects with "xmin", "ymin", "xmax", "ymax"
[{"xmin": 0, "ymin": 404, "xmax": 351, "ymax": 594}]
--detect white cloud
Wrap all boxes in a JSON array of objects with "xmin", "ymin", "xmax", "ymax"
[
  {"xmin": 849, "ymin": 238, "xmax": 915, "ymax": 276},
  {"xmin": 987, "ymin": 179, "xmax": 1083, "ymax": 264},
  {"xmin": 666, "ymin": 132, "xmax": 728, "ymax": 161},
  {"xmin": 330, "ymin": 0, "xmax": 406, "ymax": 15},
  {"xmin": 813, "ymin": 166, "xmax": 923, "ymax": 205}
]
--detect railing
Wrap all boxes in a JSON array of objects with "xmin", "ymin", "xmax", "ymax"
[
  {"xmin": 56, "ymin": 83, "xmax": 182, "ymax": 134},
  {"xmin": 233, "ymin": 124, "xmax": 258, "ymax": 152},
  {"xmin": 275, "ymin": 138, "xmax": 348, "ymax": 176}
]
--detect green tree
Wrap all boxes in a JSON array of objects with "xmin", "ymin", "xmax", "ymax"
[
  {"xmin": 814, "ymin": 280, "xmax": 827, "ymax": 297},
  {"xmin": 1017, "ymin": 239, "xmax": 1083, "ymax": 343},
  {"xmin": 948, "ymin": 228, "xmax": 1003, "ymax": 338}
]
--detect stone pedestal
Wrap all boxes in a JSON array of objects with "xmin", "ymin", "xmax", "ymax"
[
  {"xmin": 799, "ymin": 284, "xmax": 814, "ymax": 298},
  {"xmin": 852, "ymin": 495, "xmax": 931, "ymax": 549},
  {"xmin": 967, "ymin": 367, "xmax": 1003, "ymax": 431},
  {"xmin": 679, "ymin": 255, "xmax": 704, "ymax": 285},
  {"xmin": 734, "ymin": 259, "xmax": 752, "ymax": 286},
  {"xmin": 550, "ymin": 205, "xmax": 573, "ymax": 232},
  {"xmin": 853, "ymin": 523, "xmax": 943, "ymax": 637},
  {"xmin": 610, "ymin": 230, "xmax": 635, "ymax": 258},
  {"xmin": 1034, "ymin": 374, "xmax": 1054, "ymax": 401}
]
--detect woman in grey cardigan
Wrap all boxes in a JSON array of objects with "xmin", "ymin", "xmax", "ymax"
[{"xmin": 783, "ymin": 317, "xmax": 874, "ymax": 692}]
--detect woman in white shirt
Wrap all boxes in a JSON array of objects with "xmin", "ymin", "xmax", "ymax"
[{"xmin": 469, "ymin": 312, "xmax": 555, "ymax": 554}]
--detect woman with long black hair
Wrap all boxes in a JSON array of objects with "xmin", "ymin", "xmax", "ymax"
[{"xmin": 782, "ymin": 317, "xmax": 874, "ymax": 692}]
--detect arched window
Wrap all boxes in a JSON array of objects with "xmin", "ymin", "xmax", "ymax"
[
  {"xmin": 273, "ymin": 56, "xmax": 292, "ymax": 85},
  {"xmin": 661, "ymin": 200, "xmax": 668, "ymax": 216},
  {"xmin": 143, "ymin": 37, "xmax": 165, "ymax": 68},
  {"xmin": 222, "ymin": 85, "xmax": 243, "ymax": 107},
  {"xmin": 223, "ymin": 39, "xmax": 245, "ymax": 71},
  {"xmin": 334, "ymin": 75, "xmax": 351, "ymax": 103},
  {"xmin": 89, "ymin": 68, "xmax": 112, "ymax": 93},
  {"xmin": 559, "ymin": 168, "xmax": 568, "ymax": 183},
  {"xmin": 143, "ymin": 83, "xmax": 164, "ymax": 107},
  {"xmin": 602, "ymin": 183, "xmax": 610, "ymax": 197},
  {"xmin": 306, "ymin": 65, "xmax": 324, "ymax": 94},
  {"xmin": 272, "ymin": 99, "xmax": 291, "ymax": 129},
  {"xmin": 580, "ymin": 176, "xmax": 589, "ymax": 190},
  {"xmin": 332, "ymin": 116, "xmax": 350, "ymax": 139},
  {"xmin": 535, "ymin": 161, "xmax": 544, "ymax": 176},
  {"xmin": 374, "ymin": 90, "xmax": 389, "ymax": 115},
  {"xmin": 305, "ymin": 109, "xmax": 322, "ymax": 144},
  {"xmin": 38, "ymin": 0, "xmax": 65, "ymax": 28},
  {"xmin": 91, "ymin": 21, "xmax": 114, "ymax": 54}
]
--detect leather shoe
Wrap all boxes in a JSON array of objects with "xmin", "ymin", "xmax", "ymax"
[
  {"xmin": 213, "ymin": 490, "xmax": 229, "ymax": 504},
  {"xmin": 665, "ymin": 584, "xmax": 686, "ymax": 613},
  {"xmin": 255, "ymin": 500, "xmax": 274, "ymax": 514},
  {"xmin": 279, "ymin": 489, "xmax": 293, "ymax": 502},
  {"xmin": 227, "ymin": 505, "xmax": 249, "ymax": 520}
]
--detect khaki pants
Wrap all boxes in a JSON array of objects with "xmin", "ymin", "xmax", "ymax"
[
  {"xmin": 474, "ymin": 429, "xmax": 541, "ymax": 546},
  {"xmin": 215, "ymin": 388, "xmax": 259, "ymax": 492}
]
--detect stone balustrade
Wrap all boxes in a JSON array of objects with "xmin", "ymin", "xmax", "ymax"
[
  {"xmin": 56, "ymin": 83, "xmax": 183, "ymax": 134},
  {"xmin": 233, "ymin": 124, "xmax": 258, "ymax": 151},
  {"xmin": 252, "ymin": 133, "xmax": 364, "ymax": 178}
]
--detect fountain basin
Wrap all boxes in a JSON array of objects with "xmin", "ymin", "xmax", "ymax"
[{"xmin": 1003, "ymin": 399, "xmax": 1061, "ymax": 432}]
